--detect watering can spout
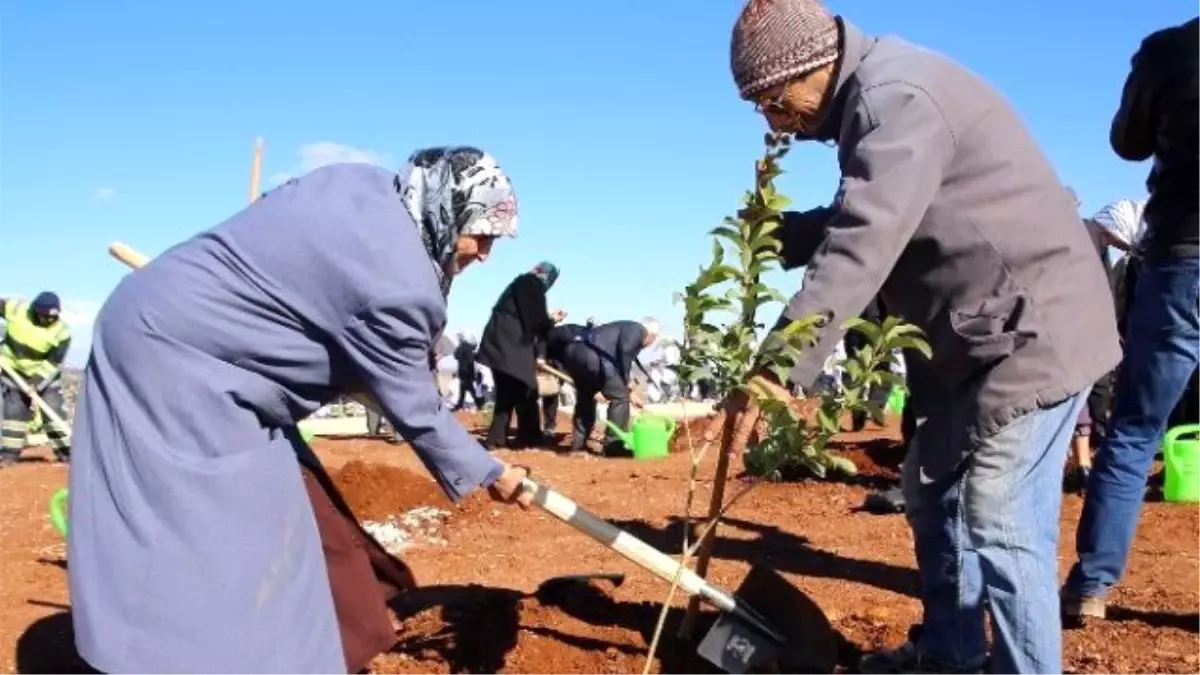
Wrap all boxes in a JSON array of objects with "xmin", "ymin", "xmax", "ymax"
[{"xmin": 605, "ymin": 420, "xmax": 634, "ymax": 449}]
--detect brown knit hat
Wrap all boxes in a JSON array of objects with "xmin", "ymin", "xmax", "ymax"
[{"xmin": 731, "ymin": 0, "xmax": 840, "ymax": 99}]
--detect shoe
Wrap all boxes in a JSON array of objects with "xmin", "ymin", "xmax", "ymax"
[
  {"xmin": 863, "ymin": 487, "xmax": 906, "ymax": 514},
  {"xmin": 1061, "ymin": 592, "xmax": 1107, "ymax": 621},
  {"xmin": 858, "ymin": 641, "xmax": 984, "ymax": 674},
  {"xmin": 53, "ymin": 448, "xmax": 71, "ymax": 464},
  {"xmin": 0, "ymin": 451, "xmax": 18, "ymax": 468}
]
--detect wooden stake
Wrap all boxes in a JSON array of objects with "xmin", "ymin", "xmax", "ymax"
[
  {"xmin": 248, "ymin": 136, "xmax": 264, "ymax": 203},
  {"xmin": 677, "ymin": 412, "xmax": 738, "ymax": 639}
]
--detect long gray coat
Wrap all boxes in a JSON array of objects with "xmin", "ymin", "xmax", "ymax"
[
  {"xmin": 67, "ymin": 164, "xmax": 504, "ymax": 673},
  {"xmin": 776, "ymin": 20, "xmax": 1121, "ymax": 469}
]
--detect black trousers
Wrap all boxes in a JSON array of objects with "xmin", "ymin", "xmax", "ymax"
[
  {"xmin": 487, "ymin": 370, "xmax": 541, "ymax": 447},
  {"xmin": 454, "ymin": 373, "xmax": 480, "ymax": 409},
  {"xmin": 572, "ymin": 375, "xmax": 631, "ymax": 455}
]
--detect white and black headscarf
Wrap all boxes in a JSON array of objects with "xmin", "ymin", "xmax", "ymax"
[{"xmin": 395, "ymin": 146, "xmax": 519, "ymax": 295}]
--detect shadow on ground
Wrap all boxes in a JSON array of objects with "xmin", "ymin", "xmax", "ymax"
[
  {"xmin": 388, "ymin": 573, "xmax": 855, "ymax": 673},
  {"xmin": 15, "ymin": 610, "xmax": 97, "ymax": 674},
  {"xmin": 611, "ymin": 515, "xmax": 920, "ymax": 600}
]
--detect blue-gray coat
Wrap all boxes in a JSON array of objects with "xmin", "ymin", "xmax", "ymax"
[{"xmin": 67, "ymin": 163, "xmax": 504, "ymax": 673}]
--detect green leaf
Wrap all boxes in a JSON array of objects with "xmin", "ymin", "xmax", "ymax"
[{"xmin": 891, "ymin": 335, "xmax": 933, "ymax": 360}]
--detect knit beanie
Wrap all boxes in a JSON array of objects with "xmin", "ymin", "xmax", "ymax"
[{"xmin": 731, "ymin": 0, "xmax": 840, "ymax": 99}]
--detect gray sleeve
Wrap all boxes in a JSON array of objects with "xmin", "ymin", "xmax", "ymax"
[
  {"xmin": 338, "ymin": 298, "xmax": 504, "ymax": 503},
  {"xmin": 773, "ymin": 84, "xmax": 954, "ymax": 387}
]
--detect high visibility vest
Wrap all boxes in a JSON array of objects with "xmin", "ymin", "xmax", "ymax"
[{"xmin": 1, "ymin": 301, "xmax": 70, "ymax": 378}]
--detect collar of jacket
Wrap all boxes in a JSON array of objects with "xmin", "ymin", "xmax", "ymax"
[{"xmin": 795, "ymin": 18, "xmax": 877, "ymax": 144}]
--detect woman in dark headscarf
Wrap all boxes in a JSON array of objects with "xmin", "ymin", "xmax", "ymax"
[
  {"xmin": 477, "ymin": 261, "xmax": 564, "ymax": 448},
  {"xmin": 68, "ymin": 147, "xmax": 534, "ymax": 674}
]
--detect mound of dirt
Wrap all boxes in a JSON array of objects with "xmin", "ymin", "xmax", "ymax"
[
  {"xmin": 330, "ymin": 460, "xmax": 503, "ymax": 527},
  {"xmin": 332, "ymin": 461, "xmax": 453, "ymax": 521}
]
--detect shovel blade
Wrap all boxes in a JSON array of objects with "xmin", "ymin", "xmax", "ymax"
[
  {"xmin": 697, "ymin": 565, "xmax": 839, "ymax": 673},
  {"xmin": 697, "ymin": 610, "xmax": 780, "ymax": 673}
]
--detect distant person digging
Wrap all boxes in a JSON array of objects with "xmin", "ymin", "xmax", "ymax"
[
  {"xmin": 544, "ymin": 318, "xmax": 659, "ymax": 455},
  {"xmin": 67, "ymin": 147, "xmax": 535, "ymax": 674},
  {"xmin": 0, "ymin": 291, "xmax": 72, "ymax": 465}
]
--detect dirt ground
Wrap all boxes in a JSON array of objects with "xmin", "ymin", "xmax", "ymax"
[{"xmin": 1, "ymin": 412, "xmax": 1197, "ymax": 673}]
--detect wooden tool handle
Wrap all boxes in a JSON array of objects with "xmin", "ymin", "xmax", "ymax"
[
  {"xmin": 519, "ymin": 476, "xmax": 737, "ymax": 613},
  {"xmin": 108, "ymin": 242, "xmax": 149, "ymax": 269},
  {"xmin": 536, "ymin": 361, "xmax": 573, "ymax": 383}
]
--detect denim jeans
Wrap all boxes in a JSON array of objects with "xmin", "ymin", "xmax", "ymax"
[
  {"xmin": 1066, "ymin": 256, "xmax": 1200, "ymax": 598},
  {"xmin": 903, "ymin": 392, "xmax": 1088, "ymax": 674}
]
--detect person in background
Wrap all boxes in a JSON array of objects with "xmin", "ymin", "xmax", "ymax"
[
  {"xmin": 0, "ymin": 292, "xmax": 72, "ymax": 465},
  {"xmin": 1064, "ymin": 16, "xmax": 1199, "ymax": 622},
  {"xmin": 67, "ymin": 148, "xmax": 534, "ymax": 674},
  {"xmin": 452, "ymin": 332, "xmax": 481, "ymax": 411},
  {"xmin": 584, "ymin": 318, "xmax": 659, "ymax": 455},
  {"xmin": 477, "ymin": 262, "xmax": 565, "ymax": 449},
  {"xmin": 720, "ymin": 1, "xmax": 1120, "ymax": 671}
]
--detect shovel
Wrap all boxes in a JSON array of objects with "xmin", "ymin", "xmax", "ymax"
[
  {"xmin": 0, "ymin": 361, "xmax": 73, "ymax": 444},
  {"xmin": 518, "ymin": 476, "xmax": 796, "ymax": 672}
]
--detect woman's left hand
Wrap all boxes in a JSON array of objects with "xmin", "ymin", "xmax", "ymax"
[{"xmin": 551, "ymin": 309, "xmax": 567, "ymax": 323}]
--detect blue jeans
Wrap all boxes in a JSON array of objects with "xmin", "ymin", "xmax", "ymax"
[
  {"xmin": 903, "ymin": 392, "xmax": 1087, "ymax": 674},
  {"xmin": 1066, "ymin": 256, "xmax": 1200, "ymax": 598}
]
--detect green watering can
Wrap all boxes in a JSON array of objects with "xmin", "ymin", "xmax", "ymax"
[
  {"xmin": 605, "ymin": 413, "xmax": 676, "ymax": 460},
  {"xmin": 49, "ymin": 487, "xmax": 69, "ymax": 538},
  {"xmin": 1163, "ymin": 424, "xmax": 1200, "ymax": 504},
  {"xmin": 299, "ymin": 425, "xmax": 316, "ymax": 444},
  {"xmin": 886, "ymin": 386, "xmax": 907, "ymax": 414}
]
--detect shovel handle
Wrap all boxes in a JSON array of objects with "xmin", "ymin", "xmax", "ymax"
[
  {"xmin": 519, "ymin": 477, "xmax": 737, "ymax": 612},
  {"xmin": 108, "ymin": 241, "xmax": 150, "ymax": 269}
]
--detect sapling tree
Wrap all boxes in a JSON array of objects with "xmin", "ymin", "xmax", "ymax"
[{"xmin": 640, "ymin": 131, "xmax": 929, "ymax": 671}]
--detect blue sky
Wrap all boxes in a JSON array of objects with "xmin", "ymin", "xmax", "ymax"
[{"xmin": 2, "ymin": 1, "xmax": 1192, "ymax": 366}]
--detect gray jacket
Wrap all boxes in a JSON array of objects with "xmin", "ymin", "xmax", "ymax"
[{"xmin": 776, "ymin": 20, "xmax": 1120, "ymax": 443}]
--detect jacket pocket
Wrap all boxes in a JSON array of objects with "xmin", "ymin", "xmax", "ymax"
[{"xmin": 941, "ymin": 295, "xmax": 1035, "ymax": 382}]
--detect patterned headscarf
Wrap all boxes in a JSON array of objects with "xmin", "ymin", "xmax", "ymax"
[
  {"xmin": 531, "ymin": 261, "xmax": 560, "ymax": 289},
  {"xmin": 395, "ymin": 146, "xmax": 519, "ymax": 295}
]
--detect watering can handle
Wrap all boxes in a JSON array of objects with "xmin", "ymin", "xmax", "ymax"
[{"xmin": 1163, "ymin": 423, "xmax": 1200, "ymax": 453}]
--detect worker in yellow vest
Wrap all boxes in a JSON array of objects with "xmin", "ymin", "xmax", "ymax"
[{"xmin": 0, "ymin": 292, "xmax": 72, "ymax": 465}]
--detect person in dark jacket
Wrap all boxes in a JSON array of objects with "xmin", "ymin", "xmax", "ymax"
[
  {"xmin": 477, "ymin": 262, "xmax": 564, "ymax": 448},
  {"xmin": 719, "ymin": 2, "xmax": 1120, "ymax": 672},
  {"xmin": 548, "ymin": 319, "xmax": 659, "ymax": 455},
  {"xmin": 1065, "ymin": 16, "xmax": 1200, "ymax": 623},
  {"xmin": 452, "ymin": 332, "xmax": 481, "ymax": 411}
]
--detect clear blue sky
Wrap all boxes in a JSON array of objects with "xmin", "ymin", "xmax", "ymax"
[{"xmin": 2, "ymin": 1, "xmax": 1192, "ymax": 365}]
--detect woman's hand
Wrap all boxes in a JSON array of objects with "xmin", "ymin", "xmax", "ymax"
[
  {"xmin": 550, "ymin": 309, "xmax": 567, "ymax": 323},
  {"xmin": 701, "ymin": 370, "xmax": 794, "ymax": 454},
  {"xmin": 488, "ymin": 462, "xmax": 535, "ymax": 509}
]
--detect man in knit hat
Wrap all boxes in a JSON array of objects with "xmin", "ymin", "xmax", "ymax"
[{"xmin": 717, "ymin": 1, "xmax": 1121, "ymax": 672}]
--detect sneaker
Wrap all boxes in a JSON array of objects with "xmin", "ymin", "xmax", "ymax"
[
  {"xmin": 859, "ymin": 642, "xmax": 984, "ymax": 674},
  {"xmin": 1062, "ymin": 593, "xmax": 1107, "ymax": 620}
]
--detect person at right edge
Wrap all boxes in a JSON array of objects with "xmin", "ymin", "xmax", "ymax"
[
  {"xmin": 719, "ymin": 1, "xmax": 1120, "ymax": 672},
  {"xmin": 1063, "ymin": 17, "xmax": 1200, "ymax": 623}
]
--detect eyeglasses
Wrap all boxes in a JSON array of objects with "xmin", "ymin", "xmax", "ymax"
[{"xmin": 753, "ymin": 89, "xmax": 789, "ymax": 115}]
